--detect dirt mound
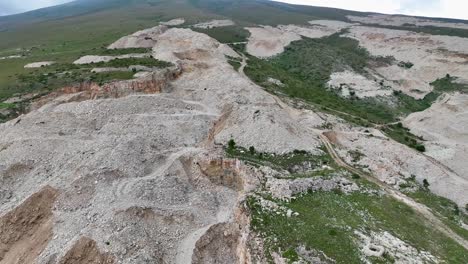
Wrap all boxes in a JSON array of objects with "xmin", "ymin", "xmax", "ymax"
[
  {"xmin": 0, "ymin": 186, "xmax": 58, "ymax": 264},
  {"xmin": 59, "ymin": 237, "xmax": 115, "ymax": 264},
  {"xmin": 192, "ymin": 223, "xmax": 241, "ymax": 264},
  {"xmin": 108, "ymin": 25, "xmax": 168, "ymax": 49}
]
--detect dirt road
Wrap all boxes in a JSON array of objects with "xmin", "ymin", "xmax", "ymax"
[{"xmin": 317, "ymin": 130, "xmax": 468, "ymax": 251}]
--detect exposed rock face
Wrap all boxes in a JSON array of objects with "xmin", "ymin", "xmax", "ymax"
[
  {"xmin": 107, "ymin": 25, "xmax": 168, "ymax": 49},
  {"xmin": 192, "ymin": 223, "xmax": 241, "ymax": 264},
  {"xmin": 266, "ymin": 175, "xmax": 359, "ymax": 200},
  {"xmin": 355, "ymin": 231, "xmax": 438, "ymax": 263},
  {"xmin": 30, "ymin": 66, "xmax": 182, "ymax": 110},
  {"xmin": 59, "ymin": 237, "xmax": 115, "ymax": 264},
  {"xmin": 0, "ymin": 186, "xmax": 58, "ymax": 264},
  {"xmin": 328, "ymin": 70, "xmax": 393, "ymax": 98}
]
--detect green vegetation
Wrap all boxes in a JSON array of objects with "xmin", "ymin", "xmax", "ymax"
[
  {"xmin": 0, "ymin": 57, "xmax": 171, "ymax": 103},
  {"xmin": 226, "ymin": 55, "xmax": 242, "ymax": 71},
  {"xmin": 86, "ymin": 57, "xmax": 172, "ymax": 68},
  {"xmin": 366, "ymin": 23, "xmax": 468, "ymax": 39},
  {"xmin": 398, "ymin": 61, "xmax": 414, "ymax": 69},
  {"xmin": 405, "ymin": 189, "xmax": 468, "ymax": 241},
  {"xmin": 96, "ymin": 48, "xmax": 152, "ymax": 55},
  {"xmin": 242, "ymin": 35, "xmax": 468, "ymax": 151},
  {"xmin": 244, "ymin": 35, "xmax": 399, "ymax": 125},
  {"xmin": 226, "ymin": 144, "xmax": 334, "ymax": 174},
  {"xmin": 0, "ymin": 102, "xmax": 16, "ymax": 109},
  {"xmin": 381, "ymin": 123, "xmax": 426, "ymax": 152},
  {"xmin": 192, "ymin": 26, "xmax": 249, "ymax": 43},
  {"xmin": 248, "ymin": 190, "xmax": 468, "ymax": 263}
]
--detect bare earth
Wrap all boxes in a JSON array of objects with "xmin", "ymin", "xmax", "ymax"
[
  {"xmin": 347, "ymin": 14, "xmax": 468, "ymax": 30},
  {"xmin": 344, "ymin": 26, "xmax": 468, "ymax": 98},
  {"xmin": 404, "ymin": 93, "xmax": 468, "ymax": 179}
]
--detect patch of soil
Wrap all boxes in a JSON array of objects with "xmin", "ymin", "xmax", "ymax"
[
  {"xmin": 0, "ymin": 186, "xmax": 58, "ymax": 264},
  {"xmin": 59, "ymin": 237, "xmax": 115, "ymax": 264},
  {"xmin": 192, "ymin": 223, "xmax": 241, "ymax": 264}
]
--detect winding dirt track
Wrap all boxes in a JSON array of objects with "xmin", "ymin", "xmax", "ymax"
[
  {"xmin": 235, "ymin": 50, "xmax": 468, "ymax": 250},
  {"xmin": 317, "ymin": 131, "xmax": 468, "ymax": 251}
]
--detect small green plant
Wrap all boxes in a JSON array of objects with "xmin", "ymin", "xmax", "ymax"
[
  {"xmin": 454, "ymin": 205, "xmax": 460, "ymax": 216},
  {"xmin": 352, "ymin": 174, "xmax": 361, "ymax": 179},
  {"xmin": 398, "ymin": 61, "xmax": 414, "ymax": 69},
  {"xmin": 423, "ymin": 179, "xmax": 430, "ymax": 189},
  {"xmin": 228, "ymin": 139, "xmax": 236, "ymax": 150},
  {"xmin": 282, "ymin": 248, "xmax": 299, "ymax": 262},
  {"xmin": 415, "ymin": 144, "xmax": 426, "ymax": 152},
  {"xmin": 249, "ymin": 146, "xmax": 256, "ymax": 155},
  {"xmin": 465, "ymin": 204, "xmax": 468, "ymax": 212}
]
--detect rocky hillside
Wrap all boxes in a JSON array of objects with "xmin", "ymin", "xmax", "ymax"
[{"xmin": 0, "ymin": 0, "xmax": 468, "ymax": 263}]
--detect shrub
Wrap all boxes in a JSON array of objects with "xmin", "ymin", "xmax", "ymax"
[
  {"xmin": 352, "ymin": 174, "xmax": 361, "ymax": 179},
  {"xmin": 454, "ymin": 205, "xmax": 460, "ymax": 215},
  {"xmin": 228, "ymin": 139, "xmax": 236, "ymax": 150},
  {"xmin": 249, "ymin": 146, "xmax": 255, "ymax": 155},
  {"xmin": 423, "ymin": 179, "xmax": 430, "ymax": 189},
  {"xmin": 415, "ymin": 144, "xmax": 426, "ymax": 152}
]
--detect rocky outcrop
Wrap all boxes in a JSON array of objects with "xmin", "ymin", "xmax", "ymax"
[
  {"xmin": 108, "ymin": 26, "xmax": 168, "ymax": 49},
  {"xmin": 192, "ymin": 223, "xmax": 242, "ymax": 264},
  {"xmin": 30, "ymin": 66, "xmax": 182, "ymax": 110}
]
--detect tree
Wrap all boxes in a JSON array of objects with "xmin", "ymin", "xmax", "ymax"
[
  {"xmin": 228, "ymin": 139, "xmax": 236, "ymax": 150},
  {"xmin": 423, "ymin": 179, "xmax": 430, "ymax": 189},
  {"xmin": 249, "ymin": 146, "xmax": 255, "ymax": 155}
]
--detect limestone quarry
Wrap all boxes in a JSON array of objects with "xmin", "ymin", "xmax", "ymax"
[{"xmin": 1, "ymin": 2, "xmax": 468, "ymax": 263}]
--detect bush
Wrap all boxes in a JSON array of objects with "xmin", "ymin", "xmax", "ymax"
[
  {"xmin": 228, "ymin": 139, "xmax": 236, "ymax": 150},
  {"xmin": 352, "ymin": 174, "xmax": 361, "ymax": 179},
  {"xmin": 415, "ymin": 144, "xmax": 426, "ymax": 152},
  {"xmin": 423, "ymin": 179, "xmax": 430, "ymax": 189},
  {"xmin": 249, "ymin": 146, "xmax": 255, "ymax": 155}
]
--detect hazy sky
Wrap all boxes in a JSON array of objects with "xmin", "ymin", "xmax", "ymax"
[{"xmin": 0, "ymin": 0, "xmax": 467, "ymax": 20}]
